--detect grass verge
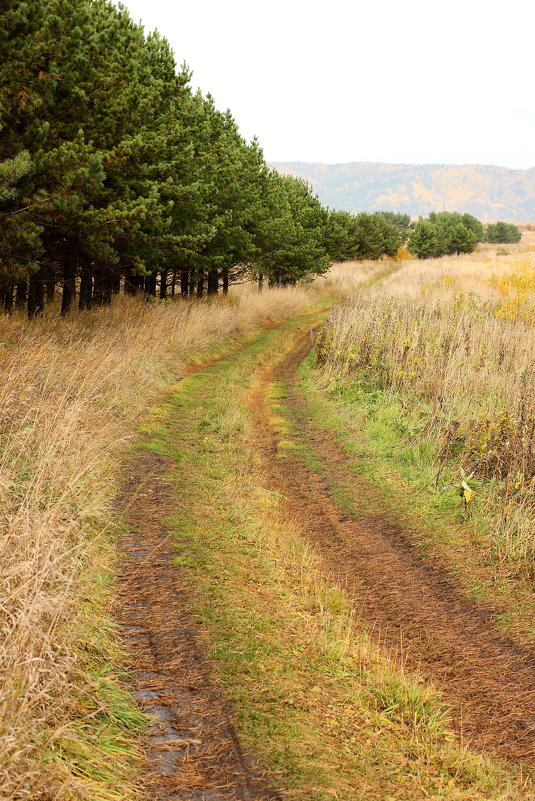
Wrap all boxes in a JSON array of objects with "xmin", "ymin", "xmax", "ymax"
[{"xmin": 309, "ymin": 245, "xmax": 535, "ymax": 645}]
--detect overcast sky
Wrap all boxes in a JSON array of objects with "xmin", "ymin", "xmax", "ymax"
[{"xmin": 118, "ymin": 0, "xmax": 534, "ymax": 169}]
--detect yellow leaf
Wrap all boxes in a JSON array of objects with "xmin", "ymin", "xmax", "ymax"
[{"xmin": 463, "ymin": 487, "xmax": 473, "ymax": 503}]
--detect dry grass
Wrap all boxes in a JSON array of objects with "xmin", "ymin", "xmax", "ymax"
[
  {"xmin": 316, "ymin": 240, "xmax": 535, "ymax": 579},
  {"xmin": 0, "ymin": 286, "xmax": 321, "ymax": 801}
]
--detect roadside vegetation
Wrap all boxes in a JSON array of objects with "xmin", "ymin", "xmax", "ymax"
[
  {"xmin": 0, "ymin": 286, "xmax": 325, "ymax": 801},
  {"xmin": 0, "ymin": 1, "xmax": 409, "ymax": 315},
  {"xmin": 405, "ymin": 212, "xmax": 521, "ymax": 258},
  {"xmin": 1, "ymin": 235, "xmax": 533, "ymax": 799},
  {"xmin": 314, "ymin": 235, "xmax": 535, "ymax": 640},
  {"xmin": 2, "ymin": 2, "xmax": 534, "ymax": 799}
]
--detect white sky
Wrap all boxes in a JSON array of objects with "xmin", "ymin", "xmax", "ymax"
[{"xmin": 118, "ymin": 0, "xmax": 534, "ymax": 169}]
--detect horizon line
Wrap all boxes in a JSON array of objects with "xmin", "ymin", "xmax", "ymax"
[{"xmin": 267, "ymin": 160, "xmax": 535, "ymax": 171}]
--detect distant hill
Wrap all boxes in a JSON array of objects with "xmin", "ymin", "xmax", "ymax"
[{"xmin": 268, "ymin": 162, "xmax": 535, "ymax": 221}]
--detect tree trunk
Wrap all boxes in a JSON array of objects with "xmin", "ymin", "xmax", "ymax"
[
  {"xmin": 144, "ymin": 272, "xmax": 157, "ymax": 299},
  {"xmin": 28, "ymin": 267, "xmax": 46, "ymax": 317},
  {"xmin": 111, "ymin": 270, "xmax": 121, "ymax": 294},
  {"xmin": 160, "ymin": 269, "xmax": 168, "ymax": 300},
  {"xmin": 15, "ymin": 281, "xmax": 27, "ymax": 309},
  {"xmin": 196, "ymin": 272, "xmax": 205, "ymax": 298},
  {"xmin": 207, "ymin": 269, "xmax": 218, "ymax": 295},
  {"xmin": 184, "ymin": 270, "xmax": 195, "ymax": 298},
  {"xmin": 258, "ymin": 271, "xmax": 264, "ymax": 292},
  {"xmin": 2, "ymin": 287, "xmax": 13, "ymax": 314},
  {"xmin": 222, "ymin": 267, "xmax": 229, "ymax": 295},
  {"xmin": 79, "ymin": 265, "xmax": 93, "ymax": 310},
  {"xmin": 61, "ymin": 258, "xmax": 76, "ymax": 316},
  {"xmin": 171, "ymin": 268, "xmax": 177, "ymax": 297},
  {"xmin": 93, "ymin": 266, "xmax": 113, "ymax": 306},
  {"xmin": 124, "ymin": 267, "xmax": 137, "ymax": 296},
  {"xmin": 180, "ymin": 269, "xmax": 189, "ymax": 297}
]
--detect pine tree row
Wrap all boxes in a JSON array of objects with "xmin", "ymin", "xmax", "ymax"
[{"xmin": 0, "ymin": 0, "xmax": 334, "ymax": 315}]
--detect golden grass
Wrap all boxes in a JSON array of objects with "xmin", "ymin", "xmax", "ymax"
[
  {"xmin": 0, "ymin": 286, "xmax": 321, "ymax": 800},
  {"xmin": 316, "ymin": 241, "xmax": 535, "ymax": 581}
]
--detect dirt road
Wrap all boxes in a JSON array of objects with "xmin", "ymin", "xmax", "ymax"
[
  {"xmin": 116, "ymin": 459, "xmax": 279, "ymax": 801},
  {"xmin": 116, "ymin": 312, "xmax": 535, "ymax": 799},
  {"xmin": 250, "ymin": 333, "xmax": 535, "ymax": 762}
]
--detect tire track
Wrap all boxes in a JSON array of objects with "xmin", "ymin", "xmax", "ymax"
[
  {"xmin": 249, "ymin": 332, "xmax": 535, "ymax": 763},
  {"xmin": 115, "ymin": 453, "xmax": 279, "ymax": 800}
]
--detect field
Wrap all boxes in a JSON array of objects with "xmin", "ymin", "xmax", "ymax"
[
  {"xmin": 316, "ymin": 237, "xmax": 535, "ymax": 625},
  {"xmin": 1, "ymin": 235, "xmax": 534, "ymax": 800}
]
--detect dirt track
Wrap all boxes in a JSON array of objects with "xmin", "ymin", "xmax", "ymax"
[
  {"xmin": 249, "ymin": 333, "xmax": 535, "ymax": 762},
  {"xmin": 116, "ymin": 319, "xmax": 535, "ymax": 800},
  {"xmin": 115, "ymin": 454, "xmax": 278, "ymax": 801}
]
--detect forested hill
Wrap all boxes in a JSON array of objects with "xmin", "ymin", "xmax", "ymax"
[{"xmin": 269, "ymin": 162, "xmax": 535, "ymax": 221}]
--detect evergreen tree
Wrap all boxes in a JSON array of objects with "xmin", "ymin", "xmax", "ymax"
[
  {"xmin": 1, "ymin": 0, "xmax": 412, "ymax": 314},
  {"xmin": 462, "ymin": 213, "xmax": 486, "ymax": 242},
  {"xmin": 407, "ymin": 220, "xmax": 448, "ymax": 259},
  {"xmin": 448, "ymin": 222, "xmax": 477, "ymax": 255},
  {"xmin": 0, "ymin": 152, "xmax": 42, "ymax": 303},
  {"xmin": 323, "ymin": 210, "xmax": 352, "ymax": 261},
  {"xmin": 374, "ymin": 211, "xmax": 411, "ymax": 230},
  {"xmin": 321, "ymin": 211, "xmax": 402, "ymax": 261},
  {"xmin": 424, "ymin": 212, "xmax": 483, "ymax": 255},
  {"xmin": 255, "ymin": 174, "xmax": 330, "ymax": 285},
  {"xmin": 486, "ymin": 222, "xmax": 522, "ymax": 243}
]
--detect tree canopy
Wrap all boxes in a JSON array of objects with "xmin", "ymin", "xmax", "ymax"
[{"xmin": 322, "ymin": 210, "xmax": 404, "ymax": 262}]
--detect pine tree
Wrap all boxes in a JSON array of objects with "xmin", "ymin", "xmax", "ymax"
[
  {"xmin": 486, "ymin": 222, "xmax": 521, "ymax": 244},
  {"xmin": 255, "ymin": 174, "xmax": 329, "ymax": 285},
  {"xmin": 448, "ymin": 223, "xmax": 477, "ymax": 255},
  {"xmin": 408, "ymin": 220, "xmax": 448, "ymax": 259}
]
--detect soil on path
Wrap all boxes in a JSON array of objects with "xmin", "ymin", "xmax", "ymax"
[
  {"xmin": 115, "ymin": 453, "xmax": 279, "ymax": 801},
  {"xmin": 249, "ymin": 332, "xmax": 535, "ymax": 763}
]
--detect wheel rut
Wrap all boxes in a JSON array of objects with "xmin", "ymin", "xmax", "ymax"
[
  {"xmin": 115, "ymin": 453, "xmax": 279, "ymax": 801},
  {"xmin": 250, "ymin": 332, "xmax": 535, "ymax": 763}
]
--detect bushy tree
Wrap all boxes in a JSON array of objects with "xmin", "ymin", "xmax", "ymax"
[
  {"xmin": 448, "ymin": 222, "xmax": 477, "ymax": 255},
  {"xmin": 0, "ymin": 152, "xmax": 42, "ymax": 308},
  {"xmin": 486, "ymin": 222, "xmax": 522, "ymax": 244},
  {"xmin": 323, "ymin": 210, "xmax": 403, "ymax": 261},
  {"xmin": 323, "ymin": 210, "xmax": 352, "ymax": 261},
  {"xmin": 408, "ymin": 211, "xmax": 484, "ymax": 258},
  {"xmin": 0, "ymin": 0, "xmax": 415, "ymax": 315},
  {"xmin": 255, "ymin": 174, "xmax": 330, "ymax": 286},
  {"xmin": 407, "ymin": 220, "xmax": 448, "ymax": 259},
  {"xmin": 461, "ymin": 213, "xmax": 486, "ymax": 242}
]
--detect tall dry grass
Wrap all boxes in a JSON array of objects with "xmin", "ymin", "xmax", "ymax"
[
  {"xmin": 317, "ymin": 243, "xmax": 535, "ymax": 573},
  {"xmin": 0, "ymin": 286, "xmax": 319, "ymax": 800}
]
